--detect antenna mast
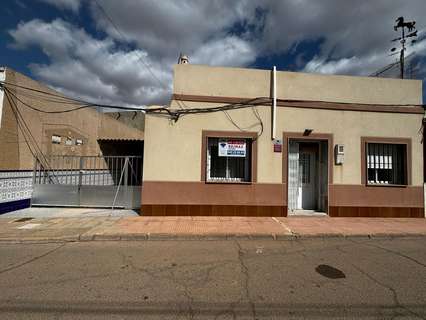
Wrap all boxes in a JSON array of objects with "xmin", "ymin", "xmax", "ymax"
[{"xmin": 391, "ymin": 17, "xmax": 417, "ymax": 79}]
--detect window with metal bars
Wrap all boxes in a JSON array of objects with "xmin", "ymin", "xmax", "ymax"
[
  {"xmin": 299, "ymin": 153, "xmax": 311, "ymax": 184},
  {"xmin": 366, "ymin": 143, "xmax": 407, "ymax": 185},
  {"xmin": 206, "ymin": 137, "xmax": 252, "ymax": 182}
]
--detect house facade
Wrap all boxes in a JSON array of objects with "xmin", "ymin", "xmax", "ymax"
[
  {"xmin": 142, "ymin": 64, "xmax": 424, "ymax": 217},
  {"xmin": 0, "ymin": 67, "xmax": 144, "ymax": 212}
]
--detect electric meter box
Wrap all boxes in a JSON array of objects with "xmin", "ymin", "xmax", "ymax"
[{"xmin": 334, "ymin": 144, "xmax": 344, "ymax": 165}]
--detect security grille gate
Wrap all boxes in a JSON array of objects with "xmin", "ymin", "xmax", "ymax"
[{"xmin": 32, "ymin": 156, "xmax": 142, "ymax": 208}]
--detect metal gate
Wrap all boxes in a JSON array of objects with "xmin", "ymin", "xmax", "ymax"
[
  {"xmin": 32, "ymin": 156, "xmax": 142, "ymax": 209},
  {"xmin": 288, "ymin": 141, "xmax": 299, "ymax": 212}
]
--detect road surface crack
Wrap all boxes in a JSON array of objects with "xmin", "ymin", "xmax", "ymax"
[
  {"xmin": 352, "ymin": 240, "xmax": 426, "ymax": 269},
  {"xmin": 351, "ymin": 263, "xmax": 424, "ymax": 319},
  {"xmin": 0, "ymin": 243, "xmax": 66, "ymax": 275},
  {"xmin": 235, "ymin": 240, "xmax": 257, "ymax": 320}
]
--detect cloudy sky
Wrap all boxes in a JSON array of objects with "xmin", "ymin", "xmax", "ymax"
[{"xmin": 2, "ymin": 0, "xmax": 426, "ymax": 107}]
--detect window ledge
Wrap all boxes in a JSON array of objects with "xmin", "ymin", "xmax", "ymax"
[
  {"xmin": 205, "ymin": 180, "xmax": 252, "ymax": 185},
  {"xmin": 366, "ymin": 183, "xmax": 408, "ymax": 188}
]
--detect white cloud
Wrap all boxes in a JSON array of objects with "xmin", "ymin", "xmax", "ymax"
[
  {"xmin": 303, "ymin": 37, "xmax": 426, "ymax": 76},
  {"xmin": 37, "ymin": 0, "xmax": 82, "ymax": 12},
  {"xmin": 191, "ymin": 36, "xmax": 256, "ymax": 67},
  {"xmin": 9, "ymin": 1, "xmax": 261, "ymax": 106},
  {"xmin": 9, "ymin": 1, "xmax": 426, "ymax": 106},
  {"xmin": 89, "ymin": 0, "xmax": 257, "ymax": 61},
  {"xmin": 255, "ymin": 0, "xmax": 426, "ymax": 75},
  {"xmin": 9, "ymin": 19, "xmax": 171, "ymax": 106},
  {"xmin": 82, "ymin": 1, "xmax": 426, "ymax": 78}
]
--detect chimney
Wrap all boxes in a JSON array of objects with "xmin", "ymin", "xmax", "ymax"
[{"xmin": 178, "ymin": 53, "xmax": 189, "ymax": 64}]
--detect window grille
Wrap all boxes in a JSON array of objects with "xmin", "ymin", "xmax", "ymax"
[
  {"xmin": 206, "ymin": 137, "xmax": 251, "ymax": 182},
  {"xmin": 366, "ymin": 143, "xmax": 407, "ymax": 185},
  {"xmin": 299, "ymin": 153, "xmax": 310, "ymax": 184}
]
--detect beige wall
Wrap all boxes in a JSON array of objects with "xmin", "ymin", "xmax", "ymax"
[
  {"xmin": 144, "ymin": 105, "xmax": 423, "ymax": 186},
  {"xmin": 173, "ymin": 64, "xmax": 422, "ymax": 105},
  {"xmin": 0, "ymin": 70, "xmax": 20, "ymax": 168},
  {"xmin": 98, "ymin": 112, "xmax": 145, "ymax": 140},
  {"xmin": 144, "ymin": 64, "xmax": 423, "ymax": 187}
]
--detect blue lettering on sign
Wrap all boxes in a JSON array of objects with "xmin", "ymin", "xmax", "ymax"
[{"xmin": 227, "ymin": 150, "xmax": 245, "ymax": 156}]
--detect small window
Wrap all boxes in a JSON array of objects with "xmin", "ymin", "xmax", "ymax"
[
  {"xmin": 206, "ymin": 137, "xmax": 252, "ymax": 182},
  {"xmin": 366, "ymin": 143, "xmax": 407, "ymax": 185},
  {"xmin": 76, "ymin": 139, "xmax": 83, "ymax": 146},
  {"xmin": 51, "ymin": 135, "xmax": 61, "ymax": 144},
  {"xmin": 65, "ymin": 137, "xmax": 74, "ymax": 146}
]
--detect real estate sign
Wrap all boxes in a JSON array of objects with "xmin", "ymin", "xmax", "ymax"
[{"xmin": 218, "ymin": 139, "xmax": 246, "ymax": 157}]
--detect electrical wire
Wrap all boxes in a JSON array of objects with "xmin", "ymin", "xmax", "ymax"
[
  {"xmin": 0, "ymin": 81, "xmax": 174, "ymax": 115},
  {"xmin": 6, "ymin": 90, "xmax": 55, "ymax": 171},
  {"xmin": 0, "ymin": 80, "xmax": 85, "ymax": 104},
  {"xmin": 0, "ymin": 80, "xmax": 153, "ymax": 111},
  {"xmin": 251, "ymin": 106, "xmax": 264, "ymax": 139},
  {"xmin": 8, "ymin": 95, "xmax": 50, "ymax": 168},
  {"xmin": 4, "ymin": 91, "xmax": 38, "ymax": 161},
  {"xmin": 7, "ymin": 87, "xmax": 87, "ymax": 105},
  {"xmin": 2, "ymin": 79, "xmax": 425, "ymax": 124},
  {"xmin": 223, "ymin": 110, "xmax": 259, "ymax": 130},
  {"xmin": 93, "ymin": 0, "xmax": 169, "ymax": 90},
  {"xmin": 171, "ymin": 95, "xmax": 264, "ymax": 137},
  {"xmin": 4, "ymin": 90, "xmax": 58, "ymax": 183},
  {"xmin": 3, "ymin": 86, "xmax": 147, "ymax": 114},
  {"xmin": 2, "ymin": 81, "xmax": 267, "ymax": 119},
  {"xmin": 222, "ymin": 107, "xmax": 264, "ymax": 140},
  {"xmin": 4, "ymin": 87, "xmax": 92, "ymax": 113}
]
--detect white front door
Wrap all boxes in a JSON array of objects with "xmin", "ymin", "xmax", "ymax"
[{"xmin": 297, "ymin": 151, "xmax": 316, "ymax": 210}]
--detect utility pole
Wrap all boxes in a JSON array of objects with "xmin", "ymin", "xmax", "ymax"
[{"xmin": 391, "ymin": 17, "xmax": 417, "ymax": 79}]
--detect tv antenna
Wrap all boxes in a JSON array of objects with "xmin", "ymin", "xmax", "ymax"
[{"xmin": 391, "ymin": 16, "xmax": 418, "ymax": 79}]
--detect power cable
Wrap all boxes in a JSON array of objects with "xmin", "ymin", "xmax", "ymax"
[
  {"xmin": 2, "ymin": 82, "xmax": 266, "ymax": 118},
  {"xmin": 2, "ymin": 80, "xmax": 425, "ymax": 123},
  {"xmin": 3, "ymin": 86, "xmax": 148, "ymax": 114},
  {"xmin": 93, "ymin": 0, "xmax": 169, "ymax": 90},
  {"xmin": 4, "ymin": 87, "xmax": 93, "ymax": 113},
  {"xmin": 1, "ymin": 81, "xmax": 174, "ymax": 115},
  {"xmin": 4, "ymin": 91, "xmax": 39, "ymax": 162},
  {"xmin": 9, "ymin": 97, "xmax": 51, "ymax": 169},
  {"xmin": 6, "ymin": 89, "xmax": 55, "ymax": 169},
  {"xmin": 7, "ymin": 88, "xmax": 88, "ymax": 105},
  {"xmin": 0, "ymin": 80, "xmax": 85, "ymax": 104},
  {"xmin": 222, "ymin": 107, "xmax": 264, "ymax": 139},
  {"xmin": 4, "ymin": 90, "xmax": 58, "ymax": 182}
]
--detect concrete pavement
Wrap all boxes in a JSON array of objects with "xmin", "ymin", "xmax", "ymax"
[
  {"xmin": 0, "ymin": 238, "xmax": 425, "ymax": 319},
  {"xmin": 1, "ymin": 207, "xmax": 139, "ymax": 218},
  {"xmin": 0, "ymin": 214, "xmax": 425, "ymax": 243}
]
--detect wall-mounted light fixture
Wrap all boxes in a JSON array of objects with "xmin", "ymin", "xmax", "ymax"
[{"xmin": 303, "ymin": 129, "xmax": 313, "ymax": 136}]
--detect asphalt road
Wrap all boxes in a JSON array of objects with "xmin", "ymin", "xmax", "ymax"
[{"xmin": 0, "ymin": 238, "xmax": 425, "ymax": 319}]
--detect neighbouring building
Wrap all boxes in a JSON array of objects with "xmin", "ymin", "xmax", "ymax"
[
  {"xmin": 0, "ymin": 67, "xmax": 144, "ymax": 213},
  {"xmin": 142, "ymin": 63, "xmax": 425, "ymax": 217}
]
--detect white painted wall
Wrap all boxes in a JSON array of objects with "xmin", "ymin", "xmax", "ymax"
[{"xmin": 0, "ymin": 67, "xmax": 5, "ymax": 128}]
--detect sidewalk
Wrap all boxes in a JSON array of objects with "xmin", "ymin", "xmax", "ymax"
[{"xmin": 0, "ymin": 216, "xmax": 425, "ymax": 243}]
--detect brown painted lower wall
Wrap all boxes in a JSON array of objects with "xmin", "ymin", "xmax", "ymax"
[
  {"xmin": 141, "ymin": 181, "xmax": 424, "ymax": 217},
  {"xmin": 142, "ymin": 181, "xmax": 286, "ymax": 206},
  {"xmin": 329, "ymin": 207, "xmax": 423, "ymax": 218},
  {"xmin": 329, "ymin": 184, "xmax": 424, "ymax": 207},
  {"xmin": 329, "ymin": 184, "xmax": 424, "ymax": 218},
  {"xmin": 142, "ymin": 205, "xmax": 287, "ymax": 217},
  {"xmin": 141, "ymin": 181, "xmax": 286, "ymax": 216}
]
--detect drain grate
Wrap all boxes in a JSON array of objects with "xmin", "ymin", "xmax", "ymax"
[{"xmin": 13, "ymin": 217, "xmax": 34, "ymax": 223}]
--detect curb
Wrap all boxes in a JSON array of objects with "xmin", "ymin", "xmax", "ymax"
[{"xmin": 0, "ymin": 232, "xmax": 425, "ymax": 243}]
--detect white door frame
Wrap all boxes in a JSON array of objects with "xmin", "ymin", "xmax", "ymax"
[{"xmin": 284, "ymin": 133, "xmax": 332, "ymax": 216}]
